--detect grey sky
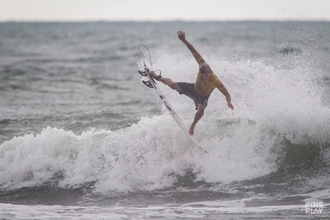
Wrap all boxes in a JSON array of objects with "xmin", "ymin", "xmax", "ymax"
[{"xmin": 0, "ymin": 0, "xmax": 329, "ymax": 21}]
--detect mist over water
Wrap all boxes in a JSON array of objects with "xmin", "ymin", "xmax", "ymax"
[{"xmin": 0, "ymin": 21, "xmax": 330, "ymax": 219}]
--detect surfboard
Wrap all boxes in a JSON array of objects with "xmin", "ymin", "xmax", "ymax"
[{"xmin": 138, "ymin": 44, "xmax": 207, "ymax": 154}]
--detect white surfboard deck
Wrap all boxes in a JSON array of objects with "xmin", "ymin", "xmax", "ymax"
[{"xmin": 141, "ymin": 66, "xmax": 207, "ymax": 154}]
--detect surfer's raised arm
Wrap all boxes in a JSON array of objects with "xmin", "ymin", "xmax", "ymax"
[
  {"xmin": 143, "ymin": 31, "xmax": 233, "ymax": 136},
  {"xmin": 177, "ymin": 31, "xmax": 205, "ymax": 65}
]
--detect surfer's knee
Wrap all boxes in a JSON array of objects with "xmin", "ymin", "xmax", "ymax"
[
  {"xmin": 198, "ymin": 104, "xmax": 206, "ymax": 109},
  {"xmin": 160, "ymin": 77, "xmax": 172, "ymax": 85},
  {"xmin": 168, "ymin": 82, "xmax": 181, "ymax": 91},
  {"xmin": 197, "ymin": 104, "xmax": 206, "ymax": 113}
]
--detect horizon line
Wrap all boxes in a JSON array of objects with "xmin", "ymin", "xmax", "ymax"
[{"xmin": 1, "ymin": 18, "xmax": 330, "ymax": 23}]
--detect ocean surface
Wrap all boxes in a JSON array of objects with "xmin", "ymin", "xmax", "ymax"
[{"xmin": 0, "ymin": 21, "xmax": 330, "ymax": 219}]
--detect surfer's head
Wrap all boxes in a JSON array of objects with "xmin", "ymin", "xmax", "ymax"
[{"xmin": 199, "ymin": 63, "xmax": 211, "ymax": 74}]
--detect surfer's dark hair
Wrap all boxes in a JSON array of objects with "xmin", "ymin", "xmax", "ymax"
[{"xmin": 199, "ymin": 63, "xmax": 211, "ymax": 74}]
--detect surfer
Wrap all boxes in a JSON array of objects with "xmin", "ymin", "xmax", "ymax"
[{"xmin": 149, "ymin": 30, "xmax": 234, "ymax": 135}]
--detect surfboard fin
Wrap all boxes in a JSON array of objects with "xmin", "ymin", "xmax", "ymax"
[
  {"xmin": 142, "ymin": 80, "xmax": 154, "ymax": 88},
  {"xmin": 138, "ymin": 69, "xmax": 147, "ymax": 77}
]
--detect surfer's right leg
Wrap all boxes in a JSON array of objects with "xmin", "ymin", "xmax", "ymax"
[
  {"xmin": 189, "ymin": 104, "xmax": 205, "ymax": 135},
  {"xmin": 149, "ymin": 71, "xmax": 182, "ymax": 92}
]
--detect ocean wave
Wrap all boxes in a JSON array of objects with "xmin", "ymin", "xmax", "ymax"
[
  {"xmin": 1, "ymin": 49, "xmax": 330, "ymax": 194},
  {"xmin": 0, "ymin": 107, "xmax": 329, "ymax": 195}
]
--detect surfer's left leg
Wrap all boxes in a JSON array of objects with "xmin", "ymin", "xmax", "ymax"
[
  {"xmin": 189, "ymin": 104, "xmax": 205, "ymax": 135},
  {"xmin": 149, "ymin": 71, "xmax": 182, "ymax": 92}
]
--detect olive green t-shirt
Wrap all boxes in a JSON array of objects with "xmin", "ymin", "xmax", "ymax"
[{"xmin": 194, "ymin": 60, "xmax": 224, "ymax": 97}]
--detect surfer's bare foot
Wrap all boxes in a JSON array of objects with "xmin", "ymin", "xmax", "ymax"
[
  {"xmin": 149, "ymin": 71, "xmax": 156, "ymax": 78},
  {"xmin": 149, "ymin": 71, "xmax": 162, "ymax": 81},
  {"xmin": 189, "ymin": 125, "xmax": 195, "ymax": 136}
]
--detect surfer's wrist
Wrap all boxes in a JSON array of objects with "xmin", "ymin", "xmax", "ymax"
[{"xmin": 180, "ymin": 38, "xmax": 188, "ymax": 44}]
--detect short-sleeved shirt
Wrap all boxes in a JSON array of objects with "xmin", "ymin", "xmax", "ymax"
[
  {"xmin": 194, "ymin": 72, "xmax": 224, "ymax": 97},
  {"xmin": 176, "ymin": 60, "xmax": 224, "ymax": 109},
  {"xmin": 194, "ymin": 60, "xmax": 224, "ymax": 98}
]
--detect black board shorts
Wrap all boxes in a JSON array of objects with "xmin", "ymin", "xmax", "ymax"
[{"xmin": 177, "ymin": 82, "xmax": 208, "ymax": 110}]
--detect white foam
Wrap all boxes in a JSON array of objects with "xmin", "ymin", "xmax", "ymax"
[{"xmin": 1, "ymin": 51, "xmax": 330, "ymax": 193}]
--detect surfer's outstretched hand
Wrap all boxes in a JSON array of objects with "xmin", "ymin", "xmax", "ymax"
[
  {"xmin": 227, "ymin": 101, "xmax": 234, "ymax": 110},
  {"xmin": 177, "ymin": 31, "xmax": 186, "ymax": 41}
]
